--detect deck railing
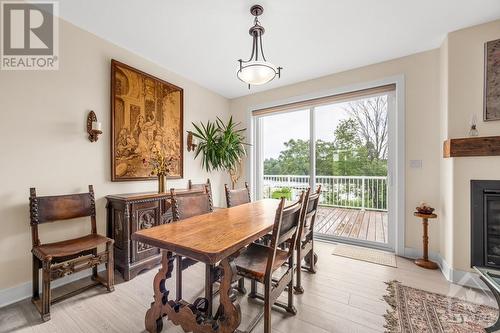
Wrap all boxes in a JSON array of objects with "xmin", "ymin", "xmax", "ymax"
[{"xmin": 262, "ymin": 175, "xmax": 388, "ymax": 211}]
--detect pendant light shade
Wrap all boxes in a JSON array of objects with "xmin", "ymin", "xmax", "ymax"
[
  {"xmin": 237, "ymin": 5, "xmax": 282, "ymax": 88},
  {"xmin": 237, "ymin": 60, "xmax": 278, "ymax": 85}
]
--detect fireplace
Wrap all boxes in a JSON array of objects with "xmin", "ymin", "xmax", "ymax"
[{"xmin": 471, "ymin": 180, "xmax": 500, "ymax": 268}]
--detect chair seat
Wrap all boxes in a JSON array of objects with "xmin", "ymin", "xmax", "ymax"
[
  {"xmin": 235, "ymin": 243, "xmax": 290, "ymax": 282},
  {"xmin": 33, "ymin": 234, "xmax": 112, "ymax": 260}
]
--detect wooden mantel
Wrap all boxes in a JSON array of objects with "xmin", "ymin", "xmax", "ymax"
[{"xmin": 443, "ymin": 136, "xmax": 500, "ymax": 158}]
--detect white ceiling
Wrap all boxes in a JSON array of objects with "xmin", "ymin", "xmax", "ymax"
[{"xmin": 58, "ymin": 0, "xmax": 500, "ymax": 99}]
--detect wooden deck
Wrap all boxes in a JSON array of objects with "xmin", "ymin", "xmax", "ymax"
[{"xmin": 314, "ymin": 206, "xmax": 388, "ymax": 244}]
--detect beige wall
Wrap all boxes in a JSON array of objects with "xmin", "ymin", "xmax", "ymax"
[
  {"xmin": 230, "ymin": 49, "xmax": 442, "ymax": 255},
  {"xmin": 443, "ymin": 20, "xmax": 500, "ymax": 271},
  {"xmin": 0, "ymin": 19, "xmax": 230, "ymax": 291}
]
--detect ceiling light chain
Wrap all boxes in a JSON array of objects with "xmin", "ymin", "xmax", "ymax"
[{"xmin": 237, "ymin": 5, "xmax": 282, "ymax": 89}]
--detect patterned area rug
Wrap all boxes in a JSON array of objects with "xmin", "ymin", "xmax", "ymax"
[
  {"xmin": 332, "ymin": 244, "xmax": 397, "ymax": 267},
  {"xmin": 384, "ymin": 280, "xmax": 497, "ymax": 333}
]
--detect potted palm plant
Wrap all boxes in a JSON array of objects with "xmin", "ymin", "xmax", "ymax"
[{"xmin": 190, "ymin": 116, "xmax": 248, "ymax": 189}]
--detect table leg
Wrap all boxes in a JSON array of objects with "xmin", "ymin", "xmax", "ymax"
[
  {"xmin": 205, "ymin": 264, "xmax": 214, "ymax": 318},
  {"xmin": 481, "ymin": 276, "xmax": 500, "ymax": 333},
  {"xmin": 145, "ymin": 250, "xmax": 174, "ymax": 333},
  {"xmin": 144, "ymin": 250, "xmax": 241, "ymax": 333},
  {"xmin": 216, "ymin": 257, "xmax": 242, "ymax": 333}
]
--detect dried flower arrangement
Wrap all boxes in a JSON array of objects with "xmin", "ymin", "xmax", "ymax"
[{"xmin": 143, "ymin": 150, "xmax": 176, "ymax": 193}]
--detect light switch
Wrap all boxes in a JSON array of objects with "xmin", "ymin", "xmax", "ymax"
[{"xmin": 410, "ymin": 160, "xmax": 422, "ymax": 169}]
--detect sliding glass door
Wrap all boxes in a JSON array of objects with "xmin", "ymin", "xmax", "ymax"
[
  {"xmin": 314, "ymin": 96, "xmax": 389, "ymax": 247},
  {"xmin": 253, "ymin": 86, "xmax": 395, "ymax": 251}
]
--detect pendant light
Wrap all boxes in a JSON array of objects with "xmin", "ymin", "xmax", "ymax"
[{"xmin": 237, "ymin": 5, "xmax": 282, "ymax": 88}]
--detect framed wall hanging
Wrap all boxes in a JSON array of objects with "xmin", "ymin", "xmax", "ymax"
[
  {"xmin": 111, "ymin": 60, "xmax": 183, "ymax": 181},
  {"xmin": 484, "ymin": 38, "xmax": 500, "ymax": 121}
]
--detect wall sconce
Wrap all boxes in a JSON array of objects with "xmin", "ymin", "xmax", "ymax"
[
  {"xmin": 87, "ymin": 111, "xmax": 102, "ymax": 142},
  {"xmin": 187, "ymin": 131, "xmax": 198, "ymax": 152}
]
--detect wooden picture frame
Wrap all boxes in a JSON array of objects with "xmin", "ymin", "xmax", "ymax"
[
  {"xmin": 111, "ymin": 59, "xmax": 183, "ymax": 181},
  {"xmin": 484, "ymin": 38, "xmax": 500, "ymax": 121}
]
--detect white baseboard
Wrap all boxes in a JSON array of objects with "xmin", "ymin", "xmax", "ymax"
[
  {"xmin": 403, "ymin": 247, "xmax": 488, "ymax": 291},
  {"xmin": 0, "ymin": 266, "xmax": 106, "ymax": 308}
]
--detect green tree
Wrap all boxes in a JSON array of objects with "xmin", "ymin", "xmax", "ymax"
[
  {"xmin": 315, "ymin": 140, "xmax": 335, "ymax": 176},
  {"xmin": 262, "ymin": 157, "xmax": 282, "ymax": 174},
  {"xmin": 329, "ymin": 118, "xmax": 361, "ymax": 176},
  {"xmin": 334, "ymin": 118, "xmax": 360, "ymax": 150},
  {"xmin": 277, "ymin": 139, "xmax": 310, "ymax": 175},
  {"xmin": 263, "ymin": 103, "xmax": 388, "ymax": 177}
]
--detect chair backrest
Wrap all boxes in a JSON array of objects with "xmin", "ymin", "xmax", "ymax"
[
  {"xmin": 304, "ymin": 185, "xmax": 321, "ymax": 232},
  {"xmin": 171, "ymin": 185, "xmax": 213, "ymax": 221},
  {"xmin": 265, "ymin": 192, "xmax": 306, "ymax": 279},
  {"xmin": 188, "ymin": 178, "xmax": 212, "ymax": 195},
  {"xmin": 224, "ymin": 182, "xmax": 251, "ymax": 208},
  {"xmin": 29, "ymin": 185, "xmax": 97, "ymax": 247}
]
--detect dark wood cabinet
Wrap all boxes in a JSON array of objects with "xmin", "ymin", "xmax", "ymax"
[{"xmin": 106, "ymin": 189, "xmax": 197, "ymax": 280}]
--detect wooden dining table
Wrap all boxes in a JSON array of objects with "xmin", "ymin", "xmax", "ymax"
[{"xmin": 131, "ymin": 199, "xmax": 281, "ymax": 333}]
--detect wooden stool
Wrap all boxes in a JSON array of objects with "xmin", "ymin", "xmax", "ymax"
[{"xmin": 414, "ymin": 212, "xmax": 438, "ymax": 269}]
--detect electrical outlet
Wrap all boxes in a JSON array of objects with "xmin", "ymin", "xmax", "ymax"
[{"xmin": 409, "ymin": 160, "xmax": 423, "ymax": 169}]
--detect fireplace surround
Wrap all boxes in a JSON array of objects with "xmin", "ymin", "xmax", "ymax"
[{"xmin": 471, "ymin": 180, "xmax": 500, "ymax": 269}]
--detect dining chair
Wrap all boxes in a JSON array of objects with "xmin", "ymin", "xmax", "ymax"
[
  {"xmin": 188, "ymin": 178, "xmax": 212, "ymax": 196},
  {"xmin": 224, "ymin": 182, "xmax": 251, "ymax": 208},
  {"xmin": 224, "ymin": 182, "xmax": 252, "ymax": 294},
  {"xmin": 294, "ymin": 185, "xmax": 321, "ymax": 294},
  {"xmin": 29, "ymin": 185, "xmax": 114, "ymax": 321},
  {"xmin": 234, "ymin": 191, "xmax": 307, "ymax": 333},
  {"xmin": 170, "ymin": 186, "xmax": 215, "ymax": 314}
]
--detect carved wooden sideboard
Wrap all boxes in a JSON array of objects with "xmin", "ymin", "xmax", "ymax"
[{"xmin": 106, "ymin": 189, "xmax": 200, "ymax": 280}]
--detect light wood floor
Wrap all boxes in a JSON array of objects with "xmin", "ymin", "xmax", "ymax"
[
  {"xmin": 316, "ymin": 207, "xmax": 388, "ymax": 244},
  {"xmin": 0, "ymin": 241, "xmax": 495, "ymax": 333}
]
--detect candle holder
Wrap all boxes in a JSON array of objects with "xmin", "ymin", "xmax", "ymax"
[
  {"xmin": 87, "ymin": 111, "xmax": 102, "ymax": 142},
  {"xmin": 469, "ymin": 114, "xmax": 479, "ymax": 137},
  {"xmin": 187, "ymin": 131, "xmax": 197, "ymax": 152}
]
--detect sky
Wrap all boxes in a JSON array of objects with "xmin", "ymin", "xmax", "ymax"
[{"xmin": 262, "ymin": 102, "xmax": 350, "ymax": 159}]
